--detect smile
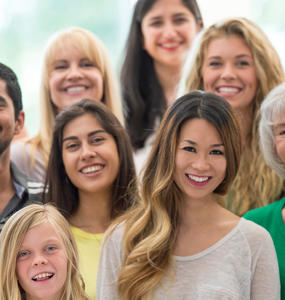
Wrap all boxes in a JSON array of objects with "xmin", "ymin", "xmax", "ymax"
[
  {"xmin": 32, "ymin": 272, "xmax": 54, "ymax": 281},
  {"xmin": 81, "ymin": 165, "xmax": 104, "ymax": 174},
  {"xmin": 65, "ymin": 86, "xmax": 87, "ymax": 93},
  {"xmin": 216, "ymin": 87, "xmax": 241, "ymax": 95},
  {"xmin": 187, "ymin": 174, "xmax": 210, "ymax": 183}
]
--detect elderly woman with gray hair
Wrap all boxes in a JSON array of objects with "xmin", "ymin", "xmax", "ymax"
[{"xmin": 244, "ymin": 82, "xmax": 285, "ymax": 299}]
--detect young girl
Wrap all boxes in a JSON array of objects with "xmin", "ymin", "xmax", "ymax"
[
  {"xmin": 121, "ymin": 0, "xmax": 203, "ymax": 172},
  {"xmin": 97, "ymin": 91, "xmax": 279, "ymax": 300},
  {"xmin": 11, "ymin": 27, "xmax": 123, "ymax": 182},
  {"xmin": 44, "ymin": 99, "xmax": 138, "ymax": 299},
  {"xmin": 182, "ymin": 17, "xmax": 285, "ymax": 215},
  {"xmin": 0, "ymin": 203, "xmax": 89, "ymax": 300}
]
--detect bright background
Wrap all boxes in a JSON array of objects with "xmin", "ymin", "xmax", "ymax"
[{"xmin": 1, "ymin": 0, "xmax": 284, "ymax": 136}]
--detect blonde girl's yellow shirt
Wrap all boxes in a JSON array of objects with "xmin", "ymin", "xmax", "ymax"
[{"xmin": 71, "ymin": 226, "xmax": 104, "ymax": 300}]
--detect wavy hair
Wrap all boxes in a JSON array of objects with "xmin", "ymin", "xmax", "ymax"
[
  {"xmin": 121, "ymin": 0, "xmax": 203, "ymax": 150},
  {"xmin": 259, "ymin": 82, "xmax": 285, "ymax": 178},
  {"xmin": 182, "ymin": 17, "xmax": 285, "ymax": 215},
  {"xmin": 0, "ymin": 204, "xmax": 89, "ymax": 300},
  {"xmin": 43, "ymin": 99, "xmax": 137, "ymax": 219},
  {"xmin": 27, "ymin": 27, "xmax": 123, "ymax": 169},
  {"xmin": 115, "ymin": 91, "xmax": 241, "ymax": 300}
]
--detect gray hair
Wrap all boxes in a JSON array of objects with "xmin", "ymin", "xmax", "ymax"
[{"xmin": 259, "ymin": 82, "xmax": 285, "ymax": 178}]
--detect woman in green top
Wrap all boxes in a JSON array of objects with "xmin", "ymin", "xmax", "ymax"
[{"xmin": 244, "ymin": 82, "xmax": 285, "ymax": 299}]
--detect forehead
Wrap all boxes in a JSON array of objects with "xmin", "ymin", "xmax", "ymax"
[
  {"xmin": 62, "ymin": 113, "xmax": 104, "ymax": 137},
  {"xmin": 205, "ymin": 34, "xmax": 252, "ymax": 57},
  {"xmin": 179, "ymin": 118, "xmax": 222, "ymax": 143}
]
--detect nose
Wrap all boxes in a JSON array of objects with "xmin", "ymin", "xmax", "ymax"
[
  {"xmin": 66, "ymin": 64, "xmax": 83, "ymax": 81},
  {"xmin": 221, "ymin": 63, "xmax": 236, "ymax": 80},
  {"xmin": 80, "ymin": 143, "xmax": 96, "ymax": 160},
  {"xmin": 162, "ymin": 22, "xmax": 177, "ymax": 39},
  {"xmin": 32, "ymin": 254, "xmax": 48, "ymax": 266},
  {"xmin": 191, "ymin": 154, "xmax": 210, "ymax": 172}
]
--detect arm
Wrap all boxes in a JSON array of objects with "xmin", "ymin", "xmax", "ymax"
[
  {"xmin": 96, "ymin": 225, "xmax": 124, "ymax": 300},
  {"xmin": 251, "ymin": 229, "xmax": 280, "ymax": 300}
]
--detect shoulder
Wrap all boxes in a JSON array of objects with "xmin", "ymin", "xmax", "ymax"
[{"xmin": 243, "ymin": 199, "xmax": 284, "ymax": 223}]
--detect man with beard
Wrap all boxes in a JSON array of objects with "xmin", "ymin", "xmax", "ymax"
[{"xmin": 0, "ymin": 62, "xmax": 42, "ymax": 231}]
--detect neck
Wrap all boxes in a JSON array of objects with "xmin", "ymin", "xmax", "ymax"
[
  {"xmin": 179, "ymin": 194, "xmax": 224, "ymax": 228},
  {"xmin": 154, "ymin": 62, "xmax": 182, "ymax": 106},
  {"xmin": 69, "ymin": 189, "xmax": 112, "ymax": 234}
]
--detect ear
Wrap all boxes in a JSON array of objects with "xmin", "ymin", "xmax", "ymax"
[
  {"xmin": 196, "ymin": 19, "xmax": 203, "ymax": 33},
  {"xmin": 14, "ymin": 110, "xmax": 25, "ymax": 136}
]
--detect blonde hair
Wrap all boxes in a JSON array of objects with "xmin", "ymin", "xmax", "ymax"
[
  {"xmin": 28, "ymin": 27, "xmax": 124, "ymax": 167},
  {"xmin": 114, "ymin": 91, "xmax": 241, "ymax": 300},
  {"xmin": 0, "ymin": 204, "xmax": 89, "ymax": 300},
  {"xmin": 183, "ymin": 18, "xmax": 285, "ymax": 215}
]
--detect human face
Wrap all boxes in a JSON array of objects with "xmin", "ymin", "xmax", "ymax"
[
  {"xmin": 274, "ymin": 111, "xmax": 285, "ymax": 164},
  {"xmin": 202, "ymin": 35, "xmax": 258, "ymax": 113},
  {"xmin": 62, "ymin": 113, "xmax": 119, "ymax": 197},
  {"xmin": 0, "ymin": 79, "xmax": 23, "ymax": 157},
  {"xmin": 141, "ymin": 0, "xmax": 200, "ymax": 70},
  {"xmin": 174, "ymin": 118, "xmax": 226, "ymax": 202},
  {"xmin": 16, "ymin": 222, "xmax": 68, "ymax": 300},
  {"xmin": 49, "ymin": 45, "xmax": 104, "ymax": 113}
]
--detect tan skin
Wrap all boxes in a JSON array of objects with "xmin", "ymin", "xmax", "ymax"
[{"xmin": 0, "ymin": 82, "xmax": 24, "ymax": 213}]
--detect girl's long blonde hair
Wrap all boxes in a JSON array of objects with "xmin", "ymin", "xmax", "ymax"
[
  {"xmin": 0, "ymin": 204, "xmax": 89, "ymax": 300},
  {"xmin": 183, "ymin": 18, "xmax": 285, "ymax": 215},
  {"xmin": 114, "ymin": 91, "xmax": 241, "ymax": 300},
  {"xmin": 28, "ymin": 27, "xmax": 124, "ymax": 168}
]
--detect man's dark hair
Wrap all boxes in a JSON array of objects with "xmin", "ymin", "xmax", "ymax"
[{"xmin": 0, "ymin": 62, "xmax": 22, "ymax": 118}]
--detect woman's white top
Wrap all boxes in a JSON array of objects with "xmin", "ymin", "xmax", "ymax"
[{"xmin": 96, "ymin": 218, "xmax": 280, "ymax": 300}]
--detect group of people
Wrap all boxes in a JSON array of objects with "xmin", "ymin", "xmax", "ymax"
[{"xmin": 0, "ymin": 0, "xmax": 284, "ymax": 299}]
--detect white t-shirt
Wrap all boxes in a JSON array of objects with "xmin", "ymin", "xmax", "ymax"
[{"xmin": 96, "ymin": 218, "xmax": 280, "ymax": 300}]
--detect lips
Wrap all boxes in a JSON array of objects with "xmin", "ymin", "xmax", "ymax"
[
  {"xmin": 64, "ymin": 85, "xmax": 87, "ymax": 93},
  {"xmin": 187, "ymin": 174, "xmax": 210, "ymax": 183},
  {"xmin": 80, "ymin": 164, "xmax": 104, "ymax": 174},
  {"xmin": 32, "ymin": 272, "xmax": 54, "ymax": 281}
]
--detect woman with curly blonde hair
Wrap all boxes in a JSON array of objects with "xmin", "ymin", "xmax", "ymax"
[
  {"xmin": 97, "ymin": 91, "xmax": 279, "ymax": 300},
  {"xmin": 181, "ymin": 17, "xmax": 285, "ymax": 215},
  {"xmin": 0, "ymin": 204, "xmax": 89, "ymax": 300},
  {"xmin": 11, "ymin": 27, "xmax": 124, "ymax": 183}
]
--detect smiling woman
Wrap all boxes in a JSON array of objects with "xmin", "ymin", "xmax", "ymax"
[
  {"xmin": 43, "ymin": 99, "xmax": 138, "ymax": 299},
  {"xmin": 11, "ymin": 27, "xmax": 124, "ymax": 183}
]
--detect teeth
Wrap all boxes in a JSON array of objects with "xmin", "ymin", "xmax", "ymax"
[
  {"xmin": 32, "ymin": 273, "xmax": 53, "ymax": 280},
  {"xmin": 162, "ymin": 42, "xmax": 180, "ymax": 48},
  {"xmin": 81, "ymin": 165, "xmax": 103, "ymax": 174},
  {"xmin": 187, "ymin": 174, "xmax": 209, "ymax": 182},
  {"xmin": 218, "ymin": 87, "xmax": 240, "ymax": 94},
  {"xmin": 66, "ymin": 86, "xmax": 86, "ymax": 93}
]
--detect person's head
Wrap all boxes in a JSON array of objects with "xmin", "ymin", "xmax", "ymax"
[
  {"xmin": 183, "ymin": 18, "xmax": 284, "ymax": 117},
  {"xmin": 0, "ymin": 63, "xmax": 24, "ymax": 156},
  {"xmin": 129, "ymin": 0, "xmax": 203, "ymax": 68},
  {"xmin": 259, "ymin": 83, "xmax": 285, "ymax": 178},
  {"xmin": 45, "ymin": 99, "xmax": 137, "ymax": 218},
  {"xmin": 143, "ymin": 90, "xmax": 241, "ymax": 200},
  {"xmin": 40, "ymin": 27, "xmax": 122, "ymax": 116},
  {"xmin": 0, "ymin": 204, "xmax": 88, "ymax": 300}
]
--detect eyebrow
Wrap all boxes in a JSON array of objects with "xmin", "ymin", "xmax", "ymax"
[
  {"xmin": 183, "ymin": 140, "xmax": 224, "ymax": 147},
  {"xmin": 149, "ymin": 12, "xmax": 189, "ymax": 21},
  {"xmin": 207, "ymin": 54, "xmax": 252, "ymax": 60},
  {"xmin": 62, "ymin": 129, "xmax": 105, "ymax": 143}
]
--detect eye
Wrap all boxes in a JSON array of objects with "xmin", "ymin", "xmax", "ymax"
[
  {"xmin": 65, "ymin": 143, "xmax": 79, "ymax": 150},
  {"xmin": 17, "ymin": 250, "xmax": 30, "ymax": 259},
  {"xmin": 91, "ymin": 137, "xmax": 105, "ymax": 144},
  {"xmin": 210, "ymin": 149, "xmax": 224, "ymax": 155},
  {"xmin": 236, "ymin": 60, "xmax": 250, "ymax": 67},
  {"xmin": 150, "ymin": 20, "xmax": 163, "ymax": 27},
  {"xmin": 208, "ymin": 61, "xmax": 222, "ymax": 67},
  {"xmin": 54, "ymin": 64, "xmax": 67, "ymax": 70},
  {"xmin": 183, "ymin": 146, "xmax": 196, "ymax": 153},
  {"xmin": 45, "ymin": 246, "xmax": 57, "ymax": 252},
  {"xmin": 81, "ymin": 60, "xmax": 94, "ymax": 68},
  {"xmin": 174, "ymin": 17, "xmax": 188, "ymax": 25}
]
